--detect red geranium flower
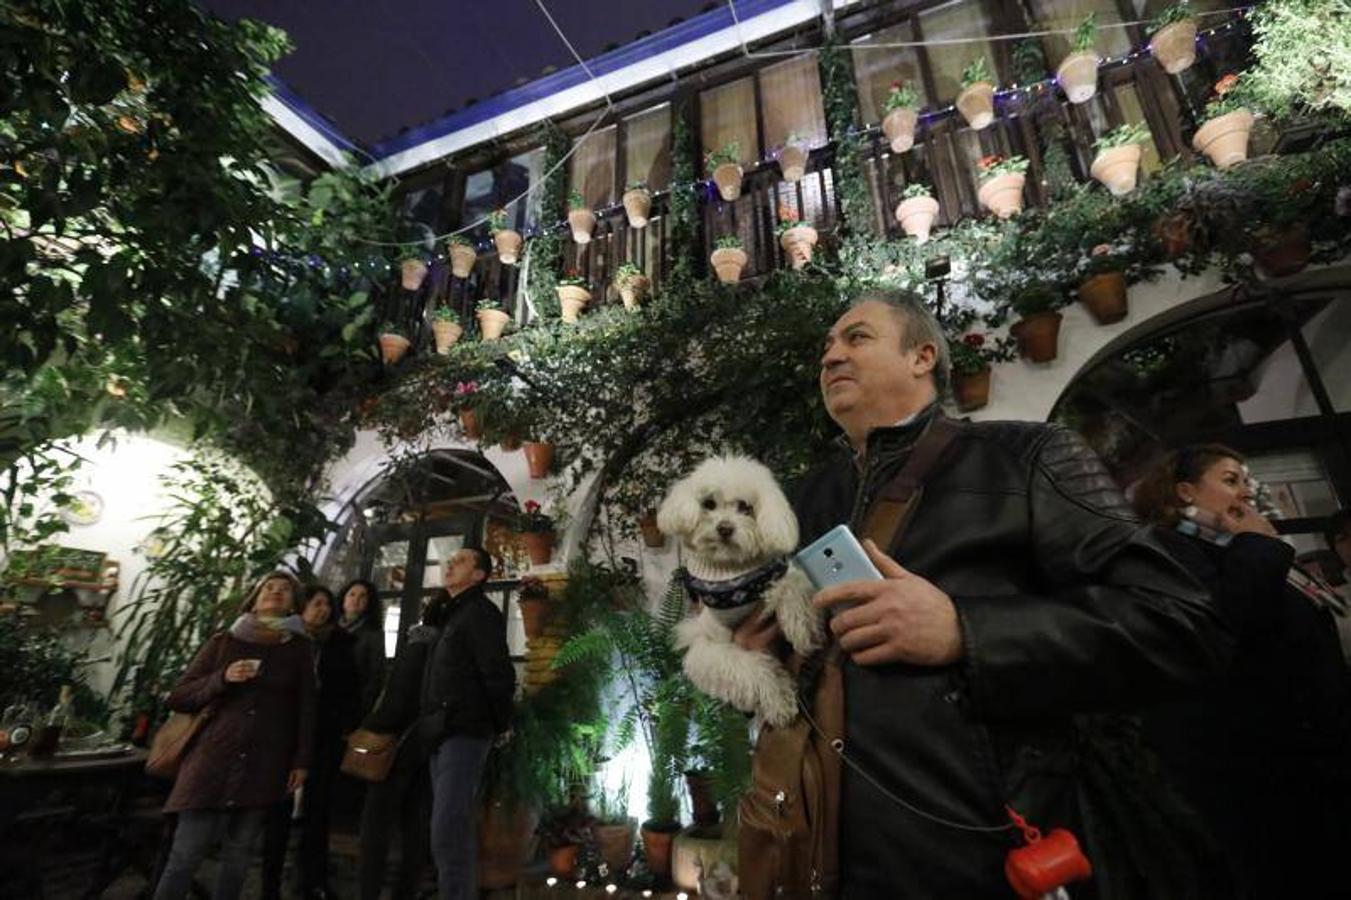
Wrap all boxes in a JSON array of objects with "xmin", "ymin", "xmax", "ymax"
[
  {"xmin": 890, "ymin": 80, "xmax": 902, "ymax": 91},
  {"xmin": 963, "ymin": 333, "xmax": 986, "ymax": 348},
  {"xmin": 1214, "ymin": 73, "xmax": 1239, "ymax": 96},
  {"xmin": 978, "ymin": 155, "xmax": 1002, "ymax": 171},
  {"xmin": 525, "ymin": 500, "xmax": 541, "ymax": 513}
]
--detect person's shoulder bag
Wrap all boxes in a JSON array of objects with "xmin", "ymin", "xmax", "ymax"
[
  {"xmin": 340, "ymin": 728, "xmax": 405, "ymax": 782},
  {"xmin": 145, "ymin": 635, "xmax": 228, "ymax": 780}
]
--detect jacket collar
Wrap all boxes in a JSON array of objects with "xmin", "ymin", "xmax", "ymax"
[{"xmin": 834, "ymin": 401, "xmax": 942, "ymax": 469}]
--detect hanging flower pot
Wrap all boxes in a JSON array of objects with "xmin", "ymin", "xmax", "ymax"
[
  {"xmin": 378, "ymin": 332, "xmax": 411, "ymax": 365},
  {"xmin": 615, "ymin": 265, "xmax": 650, "ymax": 310},
  {"xmin": 1011, "ymin": 312, "xmax": 1064, "ymax": 363},
  {"xmin": 1090, "ymin": 143, "xmax": 1144, "ymax": 196},
  {"xmin": 639, "ymin": 510, "xmax": 664, "ymax": 548},
  {"xmin": 623, "ymin": 184, "xmax": 652, "ymax": 228},
  {"xmin": 1078, "ymin": 271, "xmax": 1129, "ymax": 324},
  {"xmin": 1254, "ymin": 225, "xmax": 1312, "ymax": 277},
  {"xmin": 641, "ymin": 823, "xmax": 679, "ymax": 880},
  {"xmin": 710, "ymin": 239, "xmax": 748, "ymax": 284},
  {"xmin": 518, "ymin": 596, "xmax": 551, "ymax": 638},
  {"xmin": 1193, "ymin": 108, "xmax": 1254, "ymax": 170},
  {"xmin": 1149, "ymin": 18, "xmax": 1198, "ymax": 75},
  {"xmin": 1056, "ymin": 51, "xmax": 1099, "ymax": 104},
  {"xmin": 566, "ymin": 190, "xmax": 596, "ymax": 244},
  {"xmin": 432, "ymin": 316, "xmax": 464, "ymax": 355},
  {"xmin": 448, "ymin": 239, "xmax": 477, "ymax": 279},
  {"xmin": 895, "ymin": 189, "xmax": 939, "ymax": 243},
  {"xmin": 399, "ymin": 257, "xmax": 428, "ymax": 291},
  {"xmin": 977, "ymin": 155, "xmax": 1028, "ymax": 219},
  {"xmin": 778, "ymin": 140, "xmax": 809, "ymax": 181},
  {"xmin": 458, "ymin": 408, "xmax": 482, "ymax": 440},
  {"xmin": 952, "ymin": 367, "xmax": 992, "ymax": 412},
  {"xmin": 779, "ymin": 224, "xmax": 818, "ymax": 270},
  {"xmin": 882, "ymin": 108, "xmax": 918, "ymax": 153},
  {"xmin": 476, "ymin": 304, "xmax": 510, "ymax": 341},
  {"xmin": 523, "ymin": 441, "xmax": 554, "ymax": 479},
  {"xmin": 556, "ymin": 279, "xmax": 591, "ymax": 324},
  {"xmin": 711, "ymin": 162, "xmax": 743, "ymax": 201}
]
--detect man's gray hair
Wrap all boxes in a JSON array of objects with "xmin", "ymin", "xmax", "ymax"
[{"xmin": 850, "ymin": 288, "xmax": 951, "ymax": 394}]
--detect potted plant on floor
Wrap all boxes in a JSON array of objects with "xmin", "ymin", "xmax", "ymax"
[
  {"xmin": 591, "ymin": 782, "xmax": 636, "ymax": 878},
  {"xmin": 447, "ymin": 233, "xmax": 477, "ymax": 278},
  {"xmin": 1057, "ymin": 14, "xmax": 1100, "ymax": 104},
  {"xmin": 556, "ymin": 269, "xmax": 592, "ymax": 324},
  {"xmin": 523, "ymin": 439, "xmax": 554, "ymax": 479},
  {"xmin": 567, "ymin": 189, "xmax": 596, "ymax": 245},
  {"xmin": 537, "ymin": 805, "xmax": 594, "ymax": 878},
  {"xmin": 977, "ymin": 155, "xmax": 1028, "ymax": 219},
  {"xmin": 454, "ymin": 380, "xmax": 483, "ymax": 440},
  {"xmin": 378, "ymin": 322, "xmax": 411, "ymax": 364},
  {"xmin": 1090, "ymin": 122, "xmax": 1150, "ymax": 195},
  {"xmin": 476, "ymin": 297, "xmax": 511, "ymax": 341},
  {"xmin": 489, "ymin": 208, "xmax": 523, "ymax": 265},
  {"xmin": 1009, "ymin": 281, "xmax": 1067, "ymax": 363},
  {"xmin": 516, "ymin": 501, "xmax": 556, "ymax": 567},
  {"xmin": 1193, "ymin": 73, "xmax": 1255, "ymax": 170},
  {"xmin": 622, "ymin": 180, "xmax": 652, "ymax": 228},
  {"xmin": 709, "ymin": 234, "xmax": 748, "ymax": 284},
  {"xmin": 431, "ymin": 305, "xmax": 463, "ymax": 354},
  {"xmin": 399, "ymin": 248, "xmax": 428, "ymax": 291},
  {"xmin": 777, "ymin": 132, "xmax": 810, "ymax": 182},
  {"xmin": 777, "ymin": 205, "xmax": 817, "ymax": 270},
  {"xmin": 895, "ymin": 183, "xmax": 940, "ymax": 243},
  {"xmin": 948, "ymin": 331, "xmax": 1014, "ymax": 413},
  {"xmin": 706, "ymin": 142, "xmax": 743, "ymax": 202},
  {"xmin": 1077, "ymin": 244, "xmax": 1130, "ymax": 324},
  {"xmin": 614, "ymin": 262, "xmax": 650, "ymax": 311},
  {"xmin": 1148, "ymin": 1, "xmax": 1198, "ymax": 75},
  {"xmin": 881, "ymin": 81, "xmax": 921, "ymax": 153},
  {"xmin": 956, "ymin": 57, "xmax": 997, "ymax": 130}
]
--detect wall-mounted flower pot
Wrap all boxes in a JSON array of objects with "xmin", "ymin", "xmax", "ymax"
[
  {"xmin": 1078, "ymin": 272, "xmax": 1129, "ymax": 324},
  {"xmin": 1254, "ymin": 226, "xmax": 1312, "ymax": 277},
  {"xmin": 639, "ymin": 511, "xmax": 664, "ymax": 548},
  {"xmin": 1056, "ymin": 52, "xmax": 1099, "ymax": 104},
  {"xmin": 618, "ymin": 274, "xmax": 650, "ymax": 311},
  {"xmin": 895, "ymin": 196, "xmax": 940, "ymax": 243},
  {"xmin": 779, "ymin": 144, "xmax": 809, "ymax": 181},
  {"xmin": 432, "ymin": 320, "xmax": 463, "ymax": 355},
  {"xmin": 641, "ymin": 822, "xmax": 679, "ymax": 881},
  {"xmin": 1090, "ymin": 144, "xmax": 1143, "ymax": 196},
  {"xmin": 556, "ymin": 285, "xmax": 591, "ymax": 324},
  {"xmin": 1193, "ymin": 109, "xmax": 1254, "ymax": 170},
  {"xmin": 400, "ymin": 259, "xmax": 428, "ymax": 291},
  {"xmin": 780, "ymin": 225, "xmax": 818, "ymax": 270},
  {"xmin": 547, "ymin": 845, "xmax": 579, "ymax": 878},
  {"xmin": 449, "ymin": 243, "xmax": 477, "ymax": 279},
  {"xmin": 977, "ymin": 172, "xmax": 1025, "ymax": 219},
  {"xmin": 1150, "ymin": 20, "xmax": 1198, "ymax": 75},
  {"xmin": 477, "ymin": 308, "xmax": 510, "ymax": 341},
  {"xmin": 623, "ymin": 188, "xmax": 652, "ymax": 228},
  {"xmin": 493, "ymin": 229, "xmax": 523, "ymax": 265},
  {"xmin": 711, "ymin": 163, "xmax": 744, "ymax": 201},
  {"xmin": 518, "ymin": 595, "xmax": 551, "ymax": 638},
  {"xmin": 956, "ymin": 81, "xmax": 996, "ymax": 130},
  {"xmin": 379, "ymin": 333, "xmax": 410, "ymax": 365},
  {"xmin": 459, "ymin": 408, "xmax": 482, "ymax": 441},
  {"xmin": 523, "ymin": 441, "xmax": 554, "ymax": 479},
  {"xmin": 882, "ymin": 107, "xmax": 918, "ymax": 153},
  {"xmin": 1154, "ymin": 213, "xmax": 1194, "ymax": 258},
  {"xmin": 710, "ymin": 247, "xmax": 748, "ymax": 284},
  {"xmin": 952, "ymin": 368, "xmax": 991, "ymax": 412},
  {"xmin": 522, "ymin": 531, "xmax": 555, "ymax": 567},
  {"xmin": 1011, "ymin": 312, "xmax": 1063, "ymax": 363},
  {"xmin": 567, "ymin": 208, "xmax": 596, "ymax": 244}
]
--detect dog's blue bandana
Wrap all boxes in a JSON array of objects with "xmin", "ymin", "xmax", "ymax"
[{"xmin": 681, "ymin": 558, "xmax": 789, "ymax": 611}]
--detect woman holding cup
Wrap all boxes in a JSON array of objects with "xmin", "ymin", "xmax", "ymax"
[{"xmin": 153, "ymin": 570, "xmax": 317, "ymax": 900}]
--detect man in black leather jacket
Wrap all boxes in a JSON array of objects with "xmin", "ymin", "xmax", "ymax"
[{"xmin": 738, "ymin": 289, "xmax": 1232, "ymax": 899}]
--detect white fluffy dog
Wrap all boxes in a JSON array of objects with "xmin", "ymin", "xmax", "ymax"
[{"xmin": 659, "ymin": 456, "xmax": 822, "ymax": 727}]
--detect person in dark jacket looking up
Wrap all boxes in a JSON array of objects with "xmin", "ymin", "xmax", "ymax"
[
  {"xmin": 419, "ymin": 546, "xmax": 515, "ymax": 900},
  {"xmin": 733, "ymin": 289, "xmax": 1231, "ymax": 899}
]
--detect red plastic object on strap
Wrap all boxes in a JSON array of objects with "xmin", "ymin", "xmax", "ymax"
[{"xmin": 1004, "ymin": 806, "xmax": 1093, "ymax": 899}]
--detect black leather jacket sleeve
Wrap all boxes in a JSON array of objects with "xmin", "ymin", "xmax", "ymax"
[
  {"xmin": 466, "ymin": 601, "xmax": 516, "ymax": 734},
  {"xmin": 956, "ymin": 428, "xmax": 1234, "ymax": 719}
]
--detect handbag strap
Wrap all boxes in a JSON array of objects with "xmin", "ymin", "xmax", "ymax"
[{"xmin": 859, "ymin": 415, "xmax": 962, "ymax": 553}]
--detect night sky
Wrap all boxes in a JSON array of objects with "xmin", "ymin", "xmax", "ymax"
[{"xmin": 204, "ymin": 1, "xmax": 715, "ymax": 147}]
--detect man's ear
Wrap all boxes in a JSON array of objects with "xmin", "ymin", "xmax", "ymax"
[{"xmin": 910, "ymin": 342, "xmax": 937, "ymax": 378}]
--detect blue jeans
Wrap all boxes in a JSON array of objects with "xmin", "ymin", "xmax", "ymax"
[
  {"xmin": 428, "ymin": 736, "xmax": 491, "ymax": 900},
  {"xmin": 153, "ymin": 807, "xmax": 266, "ymax": 900}
]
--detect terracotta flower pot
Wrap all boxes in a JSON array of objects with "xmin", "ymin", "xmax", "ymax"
[
  {"xmin": 956, "ymin": 81, "xmax": 996, "ymax": 130},
  {"xmin": 1254, "ymin": 227, "xmax": 1312, "ymax": 277},
  {"xmin": 518, "ymin": 596, "xmax": 551, "ymax": 638},
  {"xmin": 1193, "ymin": 109, "xmax": 1254, "ymax": 170},
  {"xmin": 556, "ymin": 284, "xmax": 591, "ymax": 323},
  {"xmin": 448, "ymin": 243, "xmax": 477, "ymax": 279},
  {"xmin": 623, "ymin": 189, "xmax": 651, "ymax": 228},
  {"xmin": 379, "ymin": 333, "xmax": 410, "ymax": 365},
  {"xmin": 895, "ymin": 196, "xmax": 940, "ymax": 243},
  {"xmin": 882, "ymin": 107, "xmax": 918, "ymax": 153},
  {"xmin": 1090, "ymin": 144, "xmax": 1143, "ymax": 196},
  {"xmin": 523, "ymin": 441, "xmax": 554, "ymax": 479},
  {"xmin": 1078, "ymin": 271, "xmax": 1129, "ymax": 324},
  {"xmin": 639, "ymin": 511, "xmax": 664, "ymax": 549},
  {"xmin": 780, "ymin": 225, "xmax": 818, "ymax": 270},
  {"xmin": 618, "ymin": 274, "xmax": 650, "ymax": 311},
  {"xmin": 477, "ymin": 308, "xmax": 510, "ymax": 340},
  {"xmin": 499, "ymin": 434, "xmax": 522, "ymax": 452},
  {"xmin": 568, "ymin": 208, "xmax": 596, "ymax": 244},
  {"xmin": 548, "ymin": 844, "xmax": 579, "ymax": 878},
  {"xmin": 711, "ymin": 162, "xmax": 744, "ymax": 201},
  {"xmin": 477, "ymin": 802, "xmax": 538, "ymax": 890},
  {"xmin": 978, "ymin": 172, "xmax": 1025, "ymax": 219},
  {"xmin": 459, "ymin": 408, "xmax": 482, "ymax": 440},
  {"xmin": 952, "ymin": 368, "xmax": 991, "ymax": 412},
  {"xmin": 685, "ymin": 771, "xmax": 719, "ymax": 826},
  {"xmin": 522, "ymin": 531, "xmax": 555, "ymax": 567},
  {"xmin": 1056, "ymin": 51, "xmax": 1099, "ymax": 104},
  {"xmin": 1154, "ymin": 213, "xmax": 1194, "ymax": 258},
  {"xmin": 641, "ymin": 823, "xmax": 678, "ymax": 880},
  {"xmin": 1011, "ymin": 312, "xmax": 1064, "ymax": 363},
  {"xmin": 493, "ymin": 229, "xmax": 523, "ymax": 265},
  {"xmin": 1150, "ymin": 19, "xmax": 1198, "ymax": 75},
  {"xmin": 400, "ymin": 259, "xmax": 428, "ymax": 291},
  {"xmin": 779, "ymin": 144, "xmax": 809, "ymax": 181},
  {"xmin": 710, "ymin": 247, "xmax": 748, "ymax": 284},
  {"xmin": 432, "ymin": 320, "xmax": 463, "ymax": 355},
  {"xmin": 594, "ymin": 822, "xmax": 635, "ymax": 875}
]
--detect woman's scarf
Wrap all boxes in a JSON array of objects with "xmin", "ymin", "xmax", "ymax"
[{"xmin": 230, "ymin": 612, "xmax": 310, "ymax": 644}]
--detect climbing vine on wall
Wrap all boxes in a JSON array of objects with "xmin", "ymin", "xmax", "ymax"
[
  {"xmin": 819, "ymin": 36, "xmax": 877, "ymax": 239},
  {"xmin": 525, "ymin": 120, "xmax": 571, "ymax": 320},
  {"xmin": 666, "ymin": 97, "xmax": 703, "ymax": 294}
]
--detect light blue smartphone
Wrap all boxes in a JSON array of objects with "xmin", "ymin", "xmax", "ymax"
[{"xmin": 793, "ymin": 524, "xmax": 883, "ymax": 594}]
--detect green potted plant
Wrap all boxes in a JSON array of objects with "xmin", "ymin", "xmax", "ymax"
[
  {"xmin": 614, "ymin": 261, "xmax": 650, "ymax": 311},
  {"xmin": 709, "ymin": 234, "xmax": 747, "ymax": 284},
  {"xmin": 1193, "ymin": 73, "xmax": 1255, "ymax": 170},
  {"xmin": 489, "ymin": 208, "xmax": 523, "ymax": 265},
  {"xmin": 523, "ymin": 437, "xmax": 554, "ymax": 480},
  {"xmin": 556, "ymin": 268, "xmax": 592, "ymax": 324},
  {"xmin": 378, "ymin": 321, "xmax": 411, "ymax": 365},
  {"xmin": 591, "ymin": 781, "xmax": 636, "ymax": 877},
  {"xmin": 776, "ymin": 205, "xmax": 817, "ymax": 270},
  {"xmin": 476, "ymin": 297, "xmax": 510, "ymax": 341},
  {"xmin": 431, "ymin": 305, "xmax": 463, "ymax": 355},
  {"xmin": 567, "ymin": 188, "xmax": 596, "ymax": 245},
  {"xmin": 398, "ymin": 247, "xmax": 428, "ymax": 291},
  {"xmin": 536, "ymin": 804, "xmax": 594, "ymax": 878},
  {"xmin": 777, "ymin": 131, "xmax": 810, "ymax": 182},
  {"xmin": 956, "ymin": 57, "xmax": 996, "ymax": 130},
  {"xmin": 1057, "ymin": 13, "xmax": 1099, "ymax": 104},
  {"xmin": 948, "ymin": 331, "xmax": 1014, "ymax": 412},
  {"xmin": 705, "ymin": 141, "xmax": 743, "ymax": 202},
  {"xmin": 1077, "ymin": 243, "xmax": 1130, "ymax": 324},
  {"xmin": 622, "ymin": 180, "xmax": 652, "ymax": 228},
  {"xmin": 976, "ymin": 155, "xmax": 1029, "ymax": 219},
  {"xmin": 453, "ymin": 380, "xmax": 483, "ymax": 439},
  {"xmin": 1090, "ymin": 121, "xmax": 1150, "ymax": 195},
  {"xmin": 881, "ymin": 81, "xmax": 921, "ymax": 153},
  {"xmin": 447, "ymin": 233, "xmax": 477, "ymax": 279},
  {"xmin": 516, "ymin": 500, "xmax": 556, "ymax": 566},
  {"xmin": 1148, "ymin": 1, "xmax": 1198, "ymax": 75},
  {"xmin": 895, "ymin": 182, "xmax": 940, "ymax": 243},
  {"xmin": 1009, "ymin": 281, "xmax": 1067, "ymax": 362}
]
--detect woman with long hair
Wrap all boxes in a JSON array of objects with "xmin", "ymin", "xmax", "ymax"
[
  {"xmin": 1133, "ymin": 444, "xmax": 1351, "ymax": 899},
  {"xmin": 153, "ymin": 571, "xmax": 316, "ymax": 900},
  {"xmin": 335, "ymin": 579, "xmax": 387, "ymax": 718}
]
